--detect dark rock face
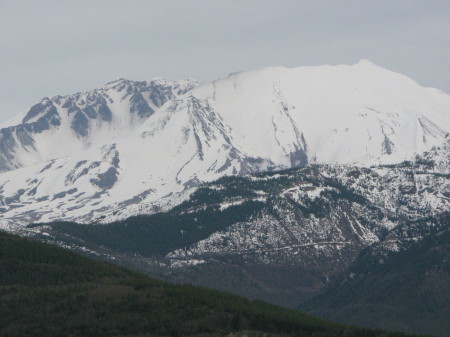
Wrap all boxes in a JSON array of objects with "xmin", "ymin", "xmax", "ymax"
[
  {"xmin": 0, "ymin": 100, "xmax": 61, "ymax": 171},
  {"xmin": 53, "ymin": 188, "xmax": 78, "ymax": 199},
  {"xmin": 22, "ymin": 102, "xmax": 46, "ymax": 123},
  {"xmin": 60, "ymin": 161, "xmax": 100, "ymax": 190},
  {"xmin": 90, "ymin": 167, "xmax": 119, "ymax": 190},
  {"xmin": 83, "ymin": 106, "xmax": 97, "ymax": 119},
  {"xmin": 148, "ymin": 83, "xmax": 175, "ymax": 107},
  {"xmin": 289, "ymin": 147, "xmax": 308, "ymax": 167},
  {"xmin": 98, "ymin": 103, "xmax": 112, "ymax": 122},
  {"xmin": 4, "ymin": 188, "xmax": 26, "ymax": 204},
  {"xmin": 130, "ymin": 93, "xmax": 154, "ymax": 119},
  {"xmin": 0, "ymin": 129, "xmax": 20, "ymax": 171},
  {"xmin": 15, "ymin": 128, "xmax": 34, "ymax": 147},
  {"xmin": 71, "ymin": 111, "xmax": 89, "ymax": 138},
  {"xmin": 24, "ymin": 101, "xmax": 61, "ymax": 133},
  {"xmin": 382, "ymin": 134, "xmax": 394, "ymax": 155}
]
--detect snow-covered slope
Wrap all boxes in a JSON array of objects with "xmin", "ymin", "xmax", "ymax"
[
  {"xmin": 0, "ymin": 78, "xmax": 198, "ymax": 172},
  {"xmin": 199, "ymin": 60, "xmax": 449, "ymax": 165},
  {"xmin": 0, "ymin": 61, "xmax": 449, "ymax": 227}
]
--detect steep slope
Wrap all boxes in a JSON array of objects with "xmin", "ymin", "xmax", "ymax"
[
  {"xmin": 193, "ymin": 60, "xmax": 449, "ymax": 165},
  {"xmin": 0, "ymin": 78, "xmax": 197, "ymax": 173},
  {"xmin": 302, "ymin": 219, "xmax": 450, "ymax": 337},
  {"xmin": 0, "ymin": 231, "xmax": 417, "ymax": 337},
  {"xmin": 1, "ymin": 61, "xmax": 449, "ymax": 227}
]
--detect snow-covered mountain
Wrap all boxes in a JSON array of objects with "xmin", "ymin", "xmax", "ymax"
[
  {"xmin": 0, "ymin": 78, "xmax": 198, "ymax": 172},
  {"xmin": 20, "ymin": 140, "xmax": 450, "ymax": 313},
  {"xmin": 0, "ymin": 60, "xmax": 449, "ymax": 227}
]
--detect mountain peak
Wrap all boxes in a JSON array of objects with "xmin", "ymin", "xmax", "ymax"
[
  {"xmin": 105, "ymin": 77, "xmax": 128, "ymax": 85},
  {"xmin": 0, "ymin": 63, "xmax": 449, "ymax": 226},
  {"xmin": 101, "ymin": 78, "xmax": 142, "ymax": 91},
  {"xmin": 0, "ymin": 75, "xmax": 200, "ymax": 173},
  {"xmin": 355, "ymin": 58, "xmax": 376, "ymax": 66}
]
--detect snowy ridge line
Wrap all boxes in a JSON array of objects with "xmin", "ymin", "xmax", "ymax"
[{"xmin": 0, "ymin": 60, "xmax": 449, "ymax": 227}]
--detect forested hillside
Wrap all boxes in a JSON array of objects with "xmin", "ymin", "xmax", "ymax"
[
  {"xmin": 303, "ymin": 223, "xmax": 450, "ymax": 337},
  {"xmin": 0, "ymin": 231, "xmax": 419, "ymax": 337}
]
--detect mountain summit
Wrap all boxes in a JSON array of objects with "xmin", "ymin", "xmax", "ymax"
[
  {"xmin": 0, "ymin": 77, "xmax": 198, "ymax": 172},
  {"xmin": 0, "ymin": 61, "xmax": 449, "ymax": 226}
]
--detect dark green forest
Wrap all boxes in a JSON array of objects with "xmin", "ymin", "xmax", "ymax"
[{"xmin": 0, "ymin": 231, "xmax": 420, "ymax": 337}]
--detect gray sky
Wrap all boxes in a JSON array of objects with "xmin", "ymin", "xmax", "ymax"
[{"xmin": 1, "ymin": 0, "xmax": 449, "ymax": 123}]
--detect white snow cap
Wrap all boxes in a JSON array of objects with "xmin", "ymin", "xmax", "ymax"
[{"xmin": 0, "ymin": 60, "xmax": 449, "ymax": 226}]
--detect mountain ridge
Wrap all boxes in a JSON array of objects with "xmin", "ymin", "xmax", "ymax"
[
  {"xmin": 0, "ymin": 77, "xmax": 198, "ymax": 172},
  {"xmin": 0, "ymin": 61, "xmax": 449, "ymax": 227}
]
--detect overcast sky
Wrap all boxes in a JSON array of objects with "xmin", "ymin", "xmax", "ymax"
[{"xmin": 1, "ymin": 0, "xmax": 449, "ymax": 123}]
